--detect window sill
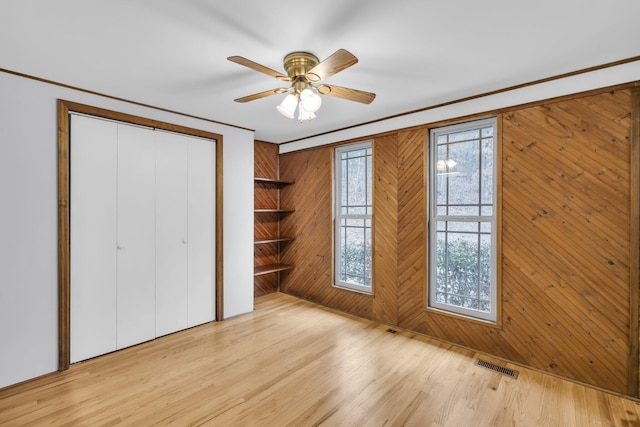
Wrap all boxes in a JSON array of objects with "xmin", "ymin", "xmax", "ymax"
[
  {"xmin": 332, "ymin": 283, "xmax": 374, "ymax": 297},
  {"xmin": 425, "ymin": 306, "xmax": 503, "ymax": 330}
]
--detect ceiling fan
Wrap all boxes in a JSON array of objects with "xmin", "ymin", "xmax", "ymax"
[{"xmin": 227, "ymin": 49, "xmax": 376, "ymax": 121}]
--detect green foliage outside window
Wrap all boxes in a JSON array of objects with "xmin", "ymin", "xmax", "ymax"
[{"xmin": 435, "ymin": 237, "xmax": 492, "ymax": 312}]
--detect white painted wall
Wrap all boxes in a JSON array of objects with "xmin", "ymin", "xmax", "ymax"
[
  {"xmin": 0, "ymin": 71, "xmax": 254, "ymax": 389},
  {"xmin": 280, "ymin": 61, "xmax": 640, "ymax": 153}
]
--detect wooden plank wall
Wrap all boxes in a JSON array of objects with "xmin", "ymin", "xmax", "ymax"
[
  {"xmin": 278, "ymin": 87, "xmax": 638, "ymax": 396},
  {"xmin": 254, "ymin": 141, "xmax": 280, "ymax": 296},
  {"xmin": 372, "ymin": 134, "xmax": 400, "ymax": 325},
  {"xmin": 279, "ymin": 148, "xmax": 374, "ymax": 317}
]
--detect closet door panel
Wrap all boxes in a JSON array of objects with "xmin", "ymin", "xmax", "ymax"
[
  {"xmin": 70, "ymin": 115, "xmax": 118, "ymax": 363},
  {"xmin": 187, "ymin": 138, "xmax": 216, "ymax": 326},
  {"xmin": 116, "ymin": 124, "xmax": 156, "ymax": 349},
  {"xmin": 155, "ymin": 132, "xmax": 189, "ymax": 337}
]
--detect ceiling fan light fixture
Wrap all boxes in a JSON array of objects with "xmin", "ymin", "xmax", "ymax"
[
  {"xmin": 276, "ymin": 93, "xmax": 298, "ymax": 119},
  {"xmin": 300, "ymin": 88, "xmax": 322, "ymax": 113},
  {"xmin": 229, "ymin": 49, "xmax": 375, "ymax": 122},
  {"xmin": 298, "ymin": 105, "xmax": 316, "ymax": 122}
]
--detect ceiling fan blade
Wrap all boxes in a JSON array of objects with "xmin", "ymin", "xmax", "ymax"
[
  {"xmin": 317, "ymin": 84, "xmax": 376, "ymax": 104},
  {"xmin": 227, "ymin": 56, "xmax": 291, "ymax": 81},
  {"xmin": 234, "ymin": 88, "xmax": 289, "ymax": 103},
  {"xmin": 305, "ymin": 49, "xmax": 358, "ymax": 82}
]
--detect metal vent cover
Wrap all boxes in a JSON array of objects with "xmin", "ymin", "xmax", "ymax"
[{"xmin": 475, "ymin": 359, "xmax": 519, "ymax": 379}]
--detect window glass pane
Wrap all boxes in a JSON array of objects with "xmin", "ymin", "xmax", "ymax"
[
  {"xmin": 346, "ymin": 148, "xmax": 366, "ymax": 159},
  {"xmin": 341, "ymin": 163, "xmax": 348, "ymax": 208},
  {"xmin": 352, "ymin": 217, "xmax": 364, "ymax": 227},
  {"xmin": 481, "ymin": 138, "xmax": 494, "ymax": 205},
  {"xmin": 479, "ymin": 233, "xmax": 492, "ymax": 300},
  {"xmin": 348, "ymin": 205, "xmax": 367, "ymax": 215},
  {"xmin": 435, "ymin": 144, "xmax": 449, "ymax": 207},
  {"xmin": 478, "ymin": 300, "xmax": 491, "ymax": 312},
  {"xmin": 364, "ymin": 226, "xmax": 372, "ymax": 285},
  {"xmin": 347, "ymin": 157, "xmax": 366, "ymax": 207},
  {"xmin": 366, "ymin": 153, "xmax": 372, "ymax": 210},
  {"xmin": 445, "ymin": 232, "xmax": 479, "ymax": 302},
  {"xmin": 447, "ymin": 221, "xmax": 479, "ymax": 233},
  {"xmin": 448, "ymin": 205, "xmax": 480, "ymax": 216},
  {"xmin": 435, "ymin": 231, "xmax": 447, "ymax": 294},
  {"xmin": 447, "ymin": 140, "xmax": 479, "ymax": 206},
  {"xmin": 449, "ymin": 128, "xmax": 480, "ymax": 142},
  {"xmin": 436, "ymin": 225, "xmax": 490, "ymax": 313},
  {"xmin": 343, "ymin": 226, "xmax": 365, "ymax": 281}
]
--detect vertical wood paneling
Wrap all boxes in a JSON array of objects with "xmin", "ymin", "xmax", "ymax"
[
  {"xmin": 254, "ymin": 141, "xmax": 280, "ymax": 296},
  {"xmin": 277, "ymin": 87, "xmax": 636, "ymax": 395},
  {"xmin": 372, "ymin": 135, "xmax": 399, "ymax": 325}
]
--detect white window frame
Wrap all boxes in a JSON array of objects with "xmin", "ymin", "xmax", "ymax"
[
  {"xmin": 334, "ymin": 141, "xmax": 373, "ymax": 294},
  {"xmin": 428, "ymin": 118, "xmax": 497, "ymax": 322}
]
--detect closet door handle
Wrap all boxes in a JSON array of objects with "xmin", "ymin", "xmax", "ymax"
[
  {"xmin": 117, "ymin": 244, "xmax": 126, "ymax": 250},
  {"xmin": 182, "ymin": 239, "xmax": 188, "ymax": 244}
]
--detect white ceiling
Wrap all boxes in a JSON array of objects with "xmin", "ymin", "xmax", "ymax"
[{"xmin": 1, "ymin": 0, "xmax": 639, "ymax": 143}]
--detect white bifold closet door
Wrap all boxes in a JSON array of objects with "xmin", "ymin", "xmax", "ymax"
[
  {"xmin": 70, "ymin": 114, "xmax": 215, "ymax": 364},
  {"xmin": 70, "ymin": 116, "xmax": 118, "ymax": 363},
  {"xmin": 116, "ymin": 124, "xmax": 157, "ymax": 349},
  {"xmin": 187, "ymin": 138, "xmax": 216, "ymax": 327},
  {"xmin": 155, "ymin": 131, "xmax": 189, "ymax": 337},
  {"xmin": 155, "ymin": 132, "xmax": 216, "ymax": 335}
]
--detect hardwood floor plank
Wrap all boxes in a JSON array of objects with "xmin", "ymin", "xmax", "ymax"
[{"xmin": 1, "ymin": 292, "xmax": 640, "ymax": 426}]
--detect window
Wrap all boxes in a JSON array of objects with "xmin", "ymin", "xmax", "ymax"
[
  {"xmin": 334, "ymin": 141, "xmax": 373, "ymax": 293},
  {"xmin": 429, "ymin": 118, "xmax": 497, "ymax": 321}
]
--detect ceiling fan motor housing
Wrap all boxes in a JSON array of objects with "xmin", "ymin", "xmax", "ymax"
[
  {"xmin": 283, "ymin": 52, "xmax": 323, "ymax": 93},
  {"xmin": 283, "ymin": 52, "xmax": 319, "ymax": 79}
]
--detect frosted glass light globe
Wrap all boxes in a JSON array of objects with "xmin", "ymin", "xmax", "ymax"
[{"xmin": 299, "ymin": 88, "xmax": 322, "ymax": 113}]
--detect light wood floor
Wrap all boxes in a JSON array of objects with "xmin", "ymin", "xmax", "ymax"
[{"xmin": 2, "ymin": 293, "xmax": 640, "ymax": 426}]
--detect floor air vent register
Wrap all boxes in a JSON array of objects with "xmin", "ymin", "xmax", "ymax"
[{"xmin": 475, "ymin": 359, "xmax": 519, "ymax": 379}]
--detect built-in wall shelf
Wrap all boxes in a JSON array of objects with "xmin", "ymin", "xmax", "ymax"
[
  {"xmin": 254, "ymin": 174, "xmax": 294, "ymax": 282},
  {"xmin": 254, "ymin": 208, "xmax": 294, "ymax": 214},
  {"xmin": 254, "ymin": 177, "xmax": 294, "ymax": 186},
  {"xmin": 254, "ymin": 237, "xmax": 295, "ymax": 245},
  {"xmin": 254, "ymin": 263, "xmax": 294, "ymax": 276}
]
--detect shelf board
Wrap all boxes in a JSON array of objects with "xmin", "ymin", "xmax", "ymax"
[
  {"xmin": 254, "ymin": 208, "xmax": 294, "ymax": 214},
  {"xmin": 254, "ymin": 263, "xmax": 294, "ymax": 276},
  {"xmin": 254, "ymin": 237, "xmax": 295, "ymax": 245},
  {"xmin": 254, "ymin": 177, "xmax": 294, "ymax": 186}
]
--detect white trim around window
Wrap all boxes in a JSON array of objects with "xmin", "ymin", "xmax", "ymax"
[
  {"xmin": 428, "ymin": 118, "xmax": 497, "ymax": 322},
  {"xmin": 334, "ymin": 141, "xmax": 373, "ymax": 294}
]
